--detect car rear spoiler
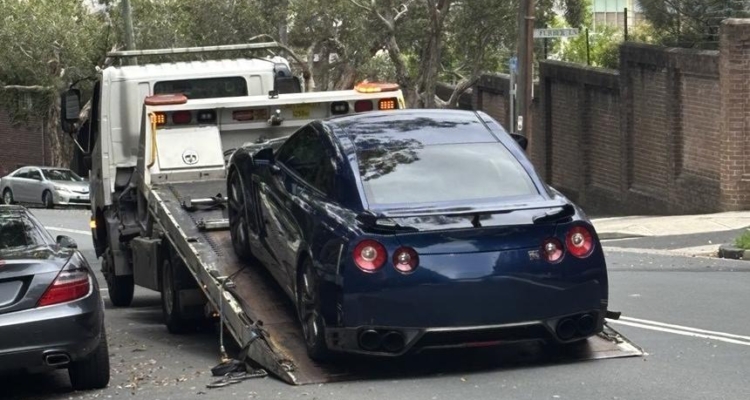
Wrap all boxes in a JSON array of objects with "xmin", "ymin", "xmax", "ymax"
[{"xmin": 357, "ymin": 199, "xmax": 577, "ymax": 231}]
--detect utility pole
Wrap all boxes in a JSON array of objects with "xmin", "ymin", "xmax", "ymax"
[
  {"xmin": 516, "ymin": 0, "xmax": 535, "ymax": 146},
  {"xmin": 123, "ymin": 0, "xmax": 137, "ymax": 65}
]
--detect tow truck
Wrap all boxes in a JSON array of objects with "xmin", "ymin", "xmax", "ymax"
[{"xmin": 60, "ymin": 42, "xmax": 642, "ymax": 384}]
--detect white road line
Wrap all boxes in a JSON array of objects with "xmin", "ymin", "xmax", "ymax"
[
  {"xmin": 46, "ymin": 227, "xmax": 90, "ymax": 235},
  {"xmin": 609, "ymin": 319, "xmax": 750, "ymax": 347},
  {"xmin": 620, "ymin": 316, "xmax": 750, "ymax": 341}
]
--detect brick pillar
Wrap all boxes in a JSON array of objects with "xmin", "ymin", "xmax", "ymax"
[{"xmin": 719, "ymin": 19, "xmax": 750, "ymax": 211}]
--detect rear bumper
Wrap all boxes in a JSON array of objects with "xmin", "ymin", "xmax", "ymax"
[
  {"xmin": 326, "ymin": 310, "xmax": 604, "ymax": 356},
  {"xmin": 0, "ymin": 291, "xmax": 104, "ymax": 373}
]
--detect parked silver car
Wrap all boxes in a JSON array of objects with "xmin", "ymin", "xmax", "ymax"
[
  {"xmin": 0, "ymin": 205, "xmax": 109, "ymax": 390},
  {"xmin": 0, "ymin": 167, "xmax": 89, "ymax": 208}
]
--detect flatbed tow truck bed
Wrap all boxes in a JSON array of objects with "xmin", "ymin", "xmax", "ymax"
[{"xmin": 148, "ymin": 179, "xmax": 644, "ymax": 385}]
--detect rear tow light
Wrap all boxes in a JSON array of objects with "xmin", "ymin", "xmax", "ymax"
[
  {"xmin": 542, "ymin": 238, "xmax": 564, "ymax": 263},
  {"xmin": 392, "ymin": 247, "xmax": 419, "ymax": 273},
  {"xmin": 378, "ymin": 98, "xmax": 397, "ymax": 110},
  {"xmin": 353, "ymin": 240, "xmax": 387, "ymax": 272},
  {"xmin": 566, "ymin": 226, "xmax": 595, "ymax": 258},
  {"xmin": 172, "ymin": 111, "xmax": 192, "ymax": 124},
  {"xmin": 37, "ymin": 269, "xmax": 91, "ymax": 307}
]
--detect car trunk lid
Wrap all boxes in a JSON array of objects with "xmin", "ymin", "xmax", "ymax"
[{"xmin": 0, "ymin": 247, "xmax": 69, "ymax": 314}]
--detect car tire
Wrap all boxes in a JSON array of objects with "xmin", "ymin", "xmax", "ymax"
[
  {"xmin": 161, "ymin": 250, "xmax": 201, "ymax": 334},
  {"xmin": 296, "ymin": 258, "xmax": 331, "ymax": 362},
  {"xmin": 68, "ymin": 327, "xmax": 111, "ymax": 391},
  {"xmin": 228, "ymin": 171, "xmax": 255, "ymax": 263},
  {"xmin": 2, "ymin": 189, "xmax": 13, "ymax": 205},
  {"xmin": 43, "ymin": 190, "xmax": 54, "ymax": 209},
  {"xmin": 103, "ymin": 249, "xmax": 134, "ymax": 307}
]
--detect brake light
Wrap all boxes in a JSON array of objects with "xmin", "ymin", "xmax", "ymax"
[
  {"xmin": 392, "ymin": 247, "xmax": 419, "ymax": 273},
  {"xmin": 37, "ymin": 269, "xmax": 91, "ymax": 307},
  {"xmin": 172, "ymin": 111, "xmax": 192, "ymax": 124},
  {"xmin": 379, "ymin": 98, "xmax": 397, "ymax": 110},
  {"xmin": 542, "ymin": 238, "xmax": 564, "ymax": 263},
  {"xmin": 354, "ymin": 100, "xmax": 374, "ymax": 113},
  {"xmin": 566, "ymin": 226, "xmax": 594, "ymax": 258},
  {"xmin": 353, "ymin": 240, "xmax": 387, "ymax": 272}
]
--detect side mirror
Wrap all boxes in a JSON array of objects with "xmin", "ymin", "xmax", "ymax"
[
  {"xmin": 56, "ymin": 235, "xmax": 78, "ymax": 249},
  {"xmin": 254, "ymin": 147, "xmax": 275, "ymax": 163},
  {"xmin": 510, "ymin": 133, "xmax": 528, "ymax": 151},
  {"xmin": 60, "ymin": 89, "xmax": 81, "ymax": 134}
]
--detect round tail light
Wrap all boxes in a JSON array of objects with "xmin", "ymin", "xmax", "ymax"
[
  {"xmin": 392, "ymin": 247, "xmax": 419, "ymax": 273},
  {"xmin": 566, "ymin": 226, "xmax": 594, "ymax": 258},
  {"xmin": 542, "ymin": 238, "xmax": 564, "ymax": 263},
  {"xmin": 353, "ymin": 240, "xmax": 387, "ymax": 272}
]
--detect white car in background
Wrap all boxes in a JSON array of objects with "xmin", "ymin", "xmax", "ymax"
[{"xmin": 0, "ymin": 167, "xmax": 89, "ymax": 208}]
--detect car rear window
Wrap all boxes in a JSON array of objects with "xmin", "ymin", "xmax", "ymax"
[
  {"xmin": 357, "ymin": 142, "xmax": 538, "ymax": 206},
  {"xmin": 0, "ymin": 216, "xmax": 46, "ymax": 252}
]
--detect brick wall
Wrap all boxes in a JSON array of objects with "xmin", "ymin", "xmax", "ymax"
[
  {"xmin": 454, "ymin": 21, "xmax": 750, "ymax": 215},
  {"xmin": 0, "ymin": 109, "xmax": 46, "ymax": 177}
]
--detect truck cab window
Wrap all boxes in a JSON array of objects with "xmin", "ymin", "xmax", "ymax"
[{"xmin": 154, "ymin": 77, "xmax": 248, "ymax": 99}]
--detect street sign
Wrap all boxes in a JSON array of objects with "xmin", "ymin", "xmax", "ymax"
[
  {"xmin": 533, "ymin": 28, "xmax": 579, "ymax": 38},
  {"xmin": 509, "ymin": 56, "xmax": 518, "ymax": 74}
]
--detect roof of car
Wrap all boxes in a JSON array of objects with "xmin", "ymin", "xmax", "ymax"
[
  {"xmin": 0, "ymin": 205, "xmax": 29, "ymax": 215},
  {"xmin": 326, "ymin": 109, "xmax": 498, "ymax": 147}
]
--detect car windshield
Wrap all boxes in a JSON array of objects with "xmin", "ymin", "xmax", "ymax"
[
  {"xmin": 357, "ymin": 142, "xmax": 538, "ymax": 206},
  {"xmin": 42, "ymin": 169, "xmax": 83, "ymax": 182},
  {"xmin": 0, "ymin": 215, "xmax": 47, "ymax": 253}
]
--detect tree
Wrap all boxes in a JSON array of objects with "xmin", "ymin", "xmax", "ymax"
[
  {"xmin": 0, "ymin": 0, "xmax": 110, "ymax": 167},
  {"xmin": 638, "ymin": 0, "xmax": 750, "ymax": 48}
]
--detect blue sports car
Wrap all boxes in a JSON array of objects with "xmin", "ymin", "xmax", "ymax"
[{"xmin": 227, "ymin": 109, "xmax": 608, "ymax": 360}]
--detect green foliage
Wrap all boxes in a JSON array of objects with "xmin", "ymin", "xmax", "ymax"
[
  {"xmin": 735, "ymin": 230, "xmax": 750, "ymax": 250},
  {"xmin": 558, "ymin": 25, "xmax": 621, "ymax": 69},
  {"xmin": 638, "ymin": 0, "xmax": 750, "ymax": 49}
]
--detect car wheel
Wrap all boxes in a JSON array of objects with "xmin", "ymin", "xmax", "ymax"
[
  {"xmin": 68, "ymin": 327, "xmax": 110, "ymax": 390},
  {"xmin": 161, "ymin": 249, "xmax": 203, "ymax": 334},
  {"xmin": 297, "ymin": 258, "xmax": 331, "ymax": 362},
  {"xmin": 43, "ymin": 190, "xmax": 54, "ymax": 209},
  {"xmin": 103, "ymin": 249, "xmax": 134, "ymax": 307},
  {"xmin": 2, "ymin": 189, "xmax": 13, "ymax": 205},
  {"xmin": 228, "ymin": 171, "xmax": 255, "ymax": 262}
]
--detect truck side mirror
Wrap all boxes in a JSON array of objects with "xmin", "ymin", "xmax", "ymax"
[{"xmin": 60, "ymin": 89, "xmax": 81, "ymax": 134}]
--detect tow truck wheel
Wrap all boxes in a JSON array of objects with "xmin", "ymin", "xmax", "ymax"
[
  {"xmin": 228, "ymin": 171, "xmax": 254, "ymax": 262},
  {"xmin": 297, "ymin": 258, "xmax": 331, "ymax": 362},
  {"xmin": 103, "ymin": 249, "xmax": 134, "ymax": 307},
  {"xmin": 161, "ymin": 250, "xmax": 205, "ymax": 334}
]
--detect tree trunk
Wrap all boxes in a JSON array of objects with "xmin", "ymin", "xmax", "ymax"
[
  {"xmin": 46, "ymin": 94, "xmax": 73, "ymax": 167},
  {"xmin": 419, "ymin": 33, "xmax": 441, "ymax": 108}
]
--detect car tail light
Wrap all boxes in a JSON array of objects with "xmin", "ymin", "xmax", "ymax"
[
  {"xmin": 172, "ymin": 111, "xmax": 192, "ymax": 124},
  {"xmin": 378, "ymin": 98, "xmax": 397, "ymax": 110},
  {"xmin": 566, "ymin": 226, "xmax": 595, "ymax": 258},
  {"xmin": 542, "ymin": 238, "xmax": 564, "ymax": 263},
  {"xmin": 354, "ymin": 100, "xmax": 374, "ymax": 113},
  {"xmin": 392, "ymin": 247, "xmax": 419, "ymax": 273},
  {"xmin": 37, "ymin": 269, "xmax": 91, "ymax": 307},
  {"xmin": 353, "ymin": 239, "xmax": 387, "ymax": 272}
]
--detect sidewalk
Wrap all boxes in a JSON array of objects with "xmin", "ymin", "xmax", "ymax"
[
  {"xmin": 591, "ymin": 211, "xmax": 750, "ymax": 239},
  {"xmin": 591, "ymin": 211, "xmax": 750, "ymax": 257}
]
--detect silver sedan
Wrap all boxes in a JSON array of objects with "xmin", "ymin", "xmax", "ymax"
[{"xmin": 0, "ymin": 167, "xmax": 90, "ymax": 208}]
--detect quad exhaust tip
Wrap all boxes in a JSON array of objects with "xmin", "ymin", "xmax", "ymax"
[
  {"xmin": 44, "ymin": 352, "xmax": 71, "ymax": 367},
  {"xmin": 382, "ymin": 331, "xmax": 406, "ymax": 353},
  {"xmin": 359, "ymin": 330, "xmax": 382, "ymax": 351},
  {"xmin": 556, "ymin": 313, "xmax": 598, "ymax": 341},
  {"xmin": 577, "ymin": 314, "xmax": 596, "ymax": 335},
  {"xmin": 556, "ymin": 318, "xmax": 577, "ymax": 340}
]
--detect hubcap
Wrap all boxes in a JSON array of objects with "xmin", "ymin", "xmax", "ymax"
[
  {"xmin": 3, "ymin": 192, "xmax": 9, "ymax": 204},
  {"xmin": 299, "ymin": 267, "xmax": 320, "ymax": 344}
]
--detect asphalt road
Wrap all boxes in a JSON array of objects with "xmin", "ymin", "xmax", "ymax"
[{"xmin": 3, "ymin": 209, "xmax": 750, "ymax": 400}]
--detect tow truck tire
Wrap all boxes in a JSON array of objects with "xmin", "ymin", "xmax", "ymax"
[
  {"xmin": 103, "ymin": 250, "xmax": 134, "ymax": 307},
  {"xmin": 161, "ymin": 251, "xmax": 202, "ymax": 334},
  {"xmin": 297, "ymin": 258, "xmax": 331, "ymax": 362},
  {"xmin": 228, "ymin": 171, "xmax": 255, "ymax": 263},
  {"xmin": 68, "ymin": 327, "xmax": 111, "ymax": 390}
]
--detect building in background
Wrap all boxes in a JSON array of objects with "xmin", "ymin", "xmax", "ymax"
[{"xmin": 593, "ymin": 0, "xmax": 643, "ymax": 29}]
